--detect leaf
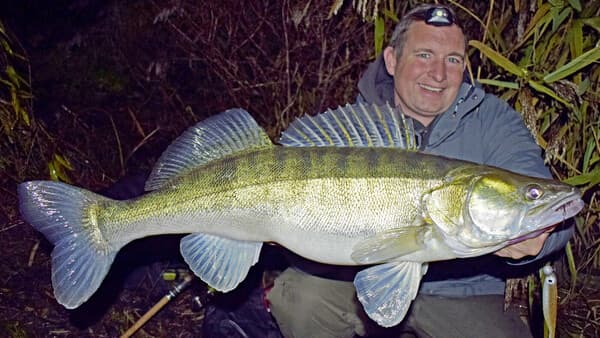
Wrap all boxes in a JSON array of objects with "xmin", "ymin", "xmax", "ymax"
[
  {"xmin": 576, "ymin": 77, "xmax": 590, "ymax": 95},
  {"xmin": 565, "ymin": 242, "xmax": 577, "ymax": 289},
  {"xmin": 548, "ymin": 0, "xmax": 563, "ymax": 6},
  {"xmin": 469, "ymin": 40, "xmax": 525, "ymax": 77},
  {"xmin": 477, "ymin": 78, "xmax": 520, "ymax": 89},
  {"xmin": 0, "ymin": 38, "xmax": 13, "ymax": 56},
  {"xmin": 374, "ymin": 16, "xmax": 385, "ymax": 56},
  {"xmin": 54, "ymin": 154, "xmax": 74, "ymax": 171},
  {"xmin": 568, "ymin": 20, "xmax": 584, "ymax": 59},
  {"xmin": 5, "ymin": 66, "xmax": 20, "ymax": 88},
  {"xmin": 516, "ymin": 3, "xmax": 552, "ymax": 49},
  {"xmin": 537, "ymin": 30, "xmax": 564, "ymax": 66},
  {"xmin": 539, "ymin": 108, "xmax": 553, "ymax": 135},
  {"xmin": 499, "ymin": 89, "xmax": 518, "ymax": 102},
  {"xmin": 583, "ymin": 136, "xmax": 595, "ymax": 173},
  {"xmin": 528, "ymin": 80, "xmax": 572, "ymax": 107},
  {"xmin": 48, "ymin": 154, "xmax": 73, "ymax": 183},
  {"xmin": 543, "ymin": 45, "xmax": 600, "ymax": 83},
  {"xmin": 567, "ymin": 0, "xmax": 582, "ymax": 12},
  {"xmin": 19, "ymin": 107, "xmax": 29, "ymax": 126},
  {"xmin": 563, "ymin": 168, "xmax": 600, "ymax": 185},
  {"xmin": 581, "ymin": 17, "xmax": 600, "ymax": 33},
  {"xmin": 48, "ymin": 162, "xmax": 59, "ymax": 182},
  {"xmin": 551, "ymin": 7, "xmax": 571, "ymax": 33},
  {"xmin": 382, "ymin": 9, "xmax": 398, "ymax": 23}
]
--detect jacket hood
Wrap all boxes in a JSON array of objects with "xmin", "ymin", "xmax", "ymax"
[{"xmin": 357, "ymin": 55, "xmax": 395, "ymax": 105}]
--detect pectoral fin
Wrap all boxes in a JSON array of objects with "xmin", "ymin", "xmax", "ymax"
[
  {"xmin": 351, "ymin": 226, "xmax": 429, "ymax": 264},
  {"xmin": 180, "ymin": 233, "xmax": 262, "ymax": 292},
  {"xmin": 354, "ymin": 261, "xmax": 425, "ymax": 327}
]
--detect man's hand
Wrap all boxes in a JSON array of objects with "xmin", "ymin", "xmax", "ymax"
[{"xmin": 494, "ymin": 230, "xmax": 551, "ymax": 260}]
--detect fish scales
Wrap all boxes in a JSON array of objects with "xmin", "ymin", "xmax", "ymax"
[{"xmin": 98, "ymin": 146, "xmax": 454, "ymax": 248}]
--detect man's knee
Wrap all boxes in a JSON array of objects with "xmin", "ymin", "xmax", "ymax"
[
  {"xmin": 266, "ymin": 268, "xmax": 365, "ymax": 338},
  {"xmin": 405, "ymin": 294, "xmax": 532, "ymax": 338}
]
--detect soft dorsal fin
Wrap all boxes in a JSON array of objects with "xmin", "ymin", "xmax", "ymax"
[
  {"xmin": 278, "ymin": 102, "xmax": 416, "ymax": 149},
  {"xmin": 145, "ymin": 108, "xmax": 272, "ymax": 191}
]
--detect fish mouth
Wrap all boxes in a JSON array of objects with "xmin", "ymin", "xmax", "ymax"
[{"xmin": 508, "ymin": 193, "xmax": 584, "ymax": 245}]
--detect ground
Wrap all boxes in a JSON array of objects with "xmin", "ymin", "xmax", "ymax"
[{"xmin": 0, "ymin": 223, "xmax": 207, "ymax": 337}]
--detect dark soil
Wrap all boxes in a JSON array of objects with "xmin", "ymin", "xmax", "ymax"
[{"xmin": 0, "ymin": 223, "xmax": 207, "ymax": 337}]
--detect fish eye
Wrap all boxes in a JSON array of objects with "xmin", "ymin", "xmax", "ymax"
[{"xmin": 525, "ymin": 184, "xmax": 544, "ymax": 200}]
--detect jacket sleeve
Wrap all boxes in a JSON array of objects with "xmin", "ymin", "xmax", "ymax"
[{"xmin": 479, "ymin": 94, "xmax": 574, "ymax": 265}]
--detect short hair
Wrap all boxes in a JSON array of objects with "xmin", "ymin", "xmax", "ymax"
[{"xmin": 388, "ymin": 4, "xmax": 466, "ymax": 59}]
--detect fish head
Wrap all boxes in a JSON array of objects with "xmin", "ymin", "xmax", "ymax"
[{"xmin": 427, "ymin": 166, "xmax": 584, "ymax": 256}]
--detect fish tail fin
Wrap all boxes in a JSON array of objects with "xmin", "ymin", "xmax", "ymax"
[{"xmin": 18, "ymin": 181, "xmax": 119, "ymax": 309}]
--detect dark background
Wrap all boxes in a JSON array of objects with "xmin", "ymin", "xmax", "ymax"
[{"xmin": 0, "ymin": 0, "xmax": 598, "ymax": 337}]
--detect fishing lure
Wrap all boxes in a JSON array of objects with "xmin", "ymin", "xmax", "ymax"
[{"xmin": 542, "ymin": 264, "xmax": 557, "ymax": 338}]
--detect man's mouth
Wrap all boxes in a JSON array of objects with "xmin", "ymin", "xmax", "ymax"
[{"xmin": 418, "ymin": 83, "xmax": 443, "ymax": 92}]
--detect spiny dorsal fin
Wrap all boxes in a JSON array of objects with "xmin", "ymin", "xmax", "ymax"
[
  {"xmin": 278, "ymin": 102, "xmax": 416, "ymax": 149},
  {"xmin": 145, "ymin": 108, "xmax": 272, "ymax": 191}
]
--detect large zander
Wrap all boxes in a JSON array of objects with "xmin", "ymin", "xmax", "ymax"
[{"xmin": 18, "ymin": 103, "xmax": 583, "ymax": 327}]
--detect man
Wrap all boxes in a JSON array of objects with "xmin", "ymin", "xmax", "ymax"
[{"xmin": 265, "ymin": 4, "xmax": 573, "ymax": 338}]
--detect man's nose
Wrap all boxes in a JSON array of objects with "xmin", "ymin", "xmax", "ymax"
[{"xmin": 428, "ymin": 58, "xmax": 446, "ymax": 82}]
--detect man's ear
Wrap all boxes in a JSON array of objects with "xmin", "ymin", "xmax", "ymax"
[{"xmin": 383, "ymin": 47, "xmax": 397, "ymax": 76}]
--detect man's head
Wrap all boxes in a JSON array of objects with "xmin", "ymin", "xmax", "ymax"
[{"xmin": 383, "ymin": 4, "xmax": 467, "ymax": 126}]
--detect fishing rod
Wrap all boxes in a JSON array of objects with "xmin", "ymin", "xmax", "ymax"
[{"xmin": 121, "ymin": 274, "xmax": 193, "ymax": 338}]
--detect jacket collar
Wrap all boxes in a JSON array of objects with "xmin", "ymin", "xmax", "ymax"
[{"xmin": 426, "ymin": 83, "xmax": 484, "ymax": 148}]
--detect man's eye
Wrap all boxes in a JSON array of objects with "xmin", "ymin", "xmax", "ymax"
[
  {"xmin": 417, "ymin": 53, "xmax": 431, "ymax": 59},
  {"xmin": 448, "ymin": 56, "xmax": 463, "ymax": 64}
]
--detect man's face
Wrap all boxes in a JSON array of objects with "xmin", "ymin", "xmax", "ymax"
[{"xmin": 384, "ymin": 21, "xmax": 466, "ymax": 126}]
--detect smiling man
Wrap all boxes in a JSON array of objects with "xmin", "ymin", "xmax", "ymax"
[
  {"xmin": 384, "ymin": 20, "xmax": 466, "ymax": 126},
  {"xmin": 265, "ymin": 4, "xmax": 574, "ymax": 338}
]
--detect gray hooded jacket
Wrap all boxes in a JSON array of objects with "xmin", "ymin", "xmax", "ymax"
[{"xmin": 356, "ymin": 55, "xmax": 574, "ymax": 296}]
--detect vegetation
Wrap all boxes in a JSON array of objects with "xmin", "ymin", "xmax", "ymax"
[
  {"xmin": 0, "ymin": 0, "xmax": 598, "ymax": 336},
  {"xmin": 462, "ymin": 1, "xmax": 600, "ymax": 336}
]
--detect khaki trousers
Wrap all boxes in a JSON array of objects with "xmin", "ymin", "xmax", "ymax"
[{"xmin": 267, "ymin": 268, "xmax": 532, "ymax": 338}]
